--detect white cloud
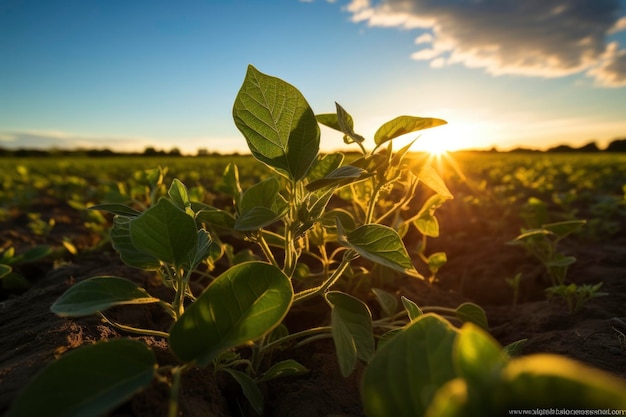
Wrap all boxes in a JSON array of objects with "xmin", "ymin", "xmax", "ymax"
[{"xmin": 345, "ymin": 0, "xmax": 626, "ymax": 86}]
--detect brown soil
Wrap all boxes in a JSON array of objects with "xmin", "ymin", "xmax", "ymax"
[{"xmin": 1, "ymin": 195, "xmax": 625, "ymax": 416}]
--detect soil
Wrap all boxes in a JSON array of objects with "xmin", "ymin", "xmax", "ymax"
[{"xmin": 1, "ymin": 193, "xmax": 625, "ymax": 417}]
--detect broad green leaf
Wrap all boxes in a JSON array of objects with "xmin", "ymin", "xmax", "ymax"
[
  {"xmin": 110, "ymin": 216, "xmax": 160, "ymax": 270},
  {"xmin": 455, "ymin": 302, "xmax": 489, "ymax": 330},
  {"xmin": 90, "ymin": 203, "xmax": 141, "ymax": 217},
  {"xmin": 454, "ymin": 323, "xmax": 508, "ymax": 389},
  {"xmin": 169, "ymin": 262, "xmax": 293, "ymax": 366},
  {"xmin": 503, "ymin": 339, "xmax": 527, "ymax": 357},
  {"xmin": 339, "ymin": 222, "xmax": 419, "ymax": 276},
  {"xmin": 129, "ymin": 198, "xmax": 198, "ymax": 268},
  {"xmin": 306, "ymin": 152, "xmax": 344, "ymax": 182},
  {"xmin": 185, "ymin": 230, "xmax": 213, "ymax": 271},
  {"xmin": 168, "ymin": 178, "xmax": 192, "ymax": 214},
  {"xmin": 413, "ymin": 164, "xmax": 453, "ymax": 199},
  {"xmin": 327, "ymin": 291, "xmax": 375, "ymax": 377},
  {"xmin": 497, "ymin": 354, "xmax": 626, "ymax": 410},
  {"xmin": 51, "ymin": 276, "xmax": 161, "ymax": 317},
  {"xmin": 371, "ymin": 288, "xmax": 398, "ymax": 318},
  {"xmin": 401, "ymin": 296, "xmax": 423, "ymax": 321},
  {"xmin": 239, "ymin": 177, "xmax": 282, "ymax": 214},
  {"xmin": 374, "ymin": 116, "xmax": 447, "ymax": 146},
  {"xmin": 258, "ymin": 359, "xmax": 309, "ymax": 383},
  {"xmin": 0, "ymin": 271, "xmax": 30, "ymax": 290},
  {"xmin": 223, "ymin": 368, "xmax": 264, "ymax": 415},
  {"xmin": 234, "ymin": 206, "xmax": 287, "ymax": 231},
  {"xmin": 233, "ymin": 65, "xmax": 320, "ymax": 181},
  {"xmin": 218, "ymin": 162, "xmax": 242, "ymax": 199},
  {"xmin": 6, "ymin": 339, "xmax": 156, "ymax": 417},
  {"xmin": 361, "ymin": 314, "xmax": 459, "ymax": 417}
]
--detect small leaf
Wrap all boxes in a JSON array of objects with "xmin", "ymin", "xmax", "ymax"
[
  {"xmin": 168, "ymin": 178, "xmax": 192, "ymax": 214},
  {"xmin": 194, "ymin": 204, "xmax": 236, "ymax": 230},
  {"xmin": 258, "ymin": 359, "xmax": 309, "ymax": 383},
  {"xmin": 306, "ymin": 165, "xmax": 367, "ymax": 192},
  {"xmin": 129, "ymin": 198, "xmax": 198, "ymax": 268},
  {"xmin": 51, "ymin": 277, "xmax": 161, "ymax": 317},
  {"xmin": 306, "ymin": 152, "xmax": 344, "ymax": 182},
  {"xmin": 427, "ymin": 252, "xmax": 447, "ymax": 274},
  {"xmin": 542, "ymin": 220, "xmax": 586, "ymax": 238},
  {"xmin": 374, "ymin": 116, "xmax": 447, "ymax": 146},
  {"xmin": 413, "ymin": 194, "xmax": 448, "ymax": 237},
  {"xmin": 222, "ymin": 369, "xmax": 264, "ymax": 415},
  {"xmin": 327, "ymin": 291, "xmax": 376, "ymax": 377},
  {"xmin": 371, "ymin": 288, "xmax": 398, "ymax": 318},
  {"xmin": 0, "ymin": 264, "xmax": 12, "ymax": 279},
  {"xmin": 6, "ymin": 339, "xmax": 156, "ymax": 417},
  {"xmin": 401, "ymin": 296, "xmax": 423, "ymax": 321},
  {"xmin": 455, "ymin": 302, "xmax": 489, "ymax": 330},
  {"xmin": 503, "ymin": 339, "xmax": 527, "ymax": 357},
  {"xmin": 239, "ymin": 177, "xmax": 281, "ymax": 214},
  {"xmin": 21, "ymin": 245, "xmax": 53, "ymax": 263},
  {"xmin": 339, "ymin": 222, "xmax": 419, "ymax": 276},
  {"xmin": 169, "ymin": 262, "xmax": 293, "ymax": 366}
]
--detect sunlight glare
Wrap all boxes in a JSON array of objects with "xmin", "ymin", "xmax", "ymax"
[{"xmin": 413, "ymin": 123, "xmax": 477, "ymax": 156}]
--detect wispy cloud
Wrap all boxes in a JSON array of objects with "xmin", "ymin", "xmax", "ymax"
[{"xmin": 345, "ymin": 0, "xmax": 626, "ymax": 86}]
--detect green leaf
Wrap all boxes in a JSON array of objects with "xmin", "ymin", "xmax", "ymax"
[
  {"xmin": 90, "ymin": 203, "xmax": 142, "ymax": 217},
  {"xmin": 361, "ymin": 314, "xmax": 459, "ymax": 417},
  {"xmin": 222, "ymin": 369, "xmax": 264, "ymax": 415},
  {"xmin": 306, "ymin": 165, "xmax": 367, "ymax": 192},
  {"xmin": 6, "ymin": 339, "xmax": 156, "ymax": 417},
  {"xmin": 454, "ymin": 323, "xmax": 508, "ymax": 388},
  {"xmin": 168, "ymin": 178, "xmax": 192, "ymax": 214},
  {"xmin": 194, "ymin": 204, "xmax": 236, "ymax": 230},
  {"xmin": 335, "ymin": 102, "xmax": 366, "ymax": 144},
  {"xmin": 327, "ymin": 291, "xmax": 376, "ymax": 377},
  {"xmin": 498, "ymin": 354, "xmax": 626, "ymax": 409},
  {"xmin": 413, "ymin": 164, "xmax": 453, "ymax": 199},
  {"xmin": 371, "ymin": 288, "xmax": 398, "ymax": 318},
  {"xmin": 110, "ymin": 216, "xmax": 161, "ymax": 270},
  {"xmin": 169, "ymin": 262, "xmax": 293, "ymax": 366},
  {"xmin": 234, "ymin": 206, "xmax": 287, "ymax": 231},
  {"xmin": 427, "ymin": 252, "xmax": 447, "ymax": 274},
  {"xmin": 339, "ymin": 222, "xmax": 419, "ymax": 277},
  {"xmin": 129, "ymin": 198, "xmax": 198, "ymax": 268},
  {"xmin": 19, "ymin": 245, "xmax": 53, "ymax": 263},
  {"xmin": 219, "ymin": 162, "xmax": 243, "ymax": 199},
  {"xmin": 306, "ymin": 152, "xmax": 344, "ymax": 182},
  {"xmin": 0, "ymin": 263, "xmax": 12, "ymax": 279},
  {"xmin": 239, "ymin": 177, "xmax": 283, "ymax": 213},
  {"xmin": 455, "ymin": 302, "xmax": 489, "ymax": 330},
  {"xmin": 374, "ymin": 116, "xmax": 447, "ymax": 146},
  {"xmin": 233, "ymin": 65, "xmax": 320, "ymax": 181},
  {"xmin": 51, "ymin": 276, "xmax": 161, "ymax": 317},
  {"xmin": 503, "ymin": 339, "xmax": 527, "ymax": 357},
  {"xmin": 413, "ymin": 194, "xmax": 448, "ymax": 238},
  {"xmin": 258, "ymin": 359, "xmax": 309, "ymax": 383},
  {"xmin": 401, "ymin": 296, "xmax": 423, "ymax": 321}
]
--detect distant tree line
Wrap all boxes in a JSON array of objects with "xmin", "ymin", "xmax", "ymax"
[{"xmin": 1, "ymin": 138, "xmax": 626, "ymax": 157}]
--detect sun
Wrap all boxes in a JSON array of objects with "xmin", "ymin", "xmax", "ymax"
[{"xmin": 413, "ymin": 123, "xmax": 477, "ymax": 156}]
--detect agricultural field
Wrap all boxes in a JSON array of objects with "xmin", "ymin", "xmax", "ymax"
[{"xmin": 2, "ymin": 68, "xmax": 626, "ymax": 416}]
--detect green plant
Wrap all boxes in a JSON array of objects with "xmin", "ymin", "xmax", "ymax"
[
  {"xmin": 504, "ymin": 272, "xmax": 522, "ymax": 306},
  {"xmin": 361, "ymin": 314, "xmax": 626, "ymax": 417},
  {"xmin": 0, "ymin": 245, "xmax": 54, "ymax": 291},
  {"xmin": 7, "ymin": 65, "xmax": 483, "ymax": 417},
  {"xmin": 509, "ymin": 219, "xmax": 606, "ymax": 312}
]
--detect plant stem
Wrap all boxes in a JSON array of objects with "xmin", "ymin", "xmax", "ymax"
[
  {"xmin": 256, "ymin": 230, "xmax": 279, "ymax": 268},
  {"xmin": 260, "ymin": 326, "xmax": 332, "ymax": 353},
  {"xmin": 99, "ymin": 313, "xmax": 169, "ymax": 338},
  {"xmin": 168, "ymin": 366, "xmax": 184, "ymax": 417},
  {"xmin": 293, "ymin": 250, "xmax": 357, "ymax": 304}
]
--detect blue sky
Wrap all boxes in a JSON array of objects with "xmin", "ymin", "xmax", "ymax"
[{"xmin": 1, "ymin": 0, "xmax": 626, "ymax": 154}]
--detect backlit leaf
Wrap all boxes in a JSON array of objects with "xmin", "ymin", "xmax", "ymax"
[
  {"xmin": 233, "ymin": 65, "xmax": 319, "ymax": 181},
  {"xmin": 374, "ymin": 116, "xmax": 447, "ymax": 146},
  {"xmin": 169, "ymin": 262, "xmax": 293, "ymax": 366},
  {"xmin": 51, "ymin": 276, "xmax": 161, "ymax": 317}
]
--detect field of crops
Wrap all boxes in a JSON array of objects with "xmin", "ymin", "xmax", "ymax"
[
  {"xmin": 2, "ymin": 67, "xmax": 626, "ymax": 417},
  {"xmin": 1, "ymin": 150, "xmax": 625, "ymax": 416}
]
